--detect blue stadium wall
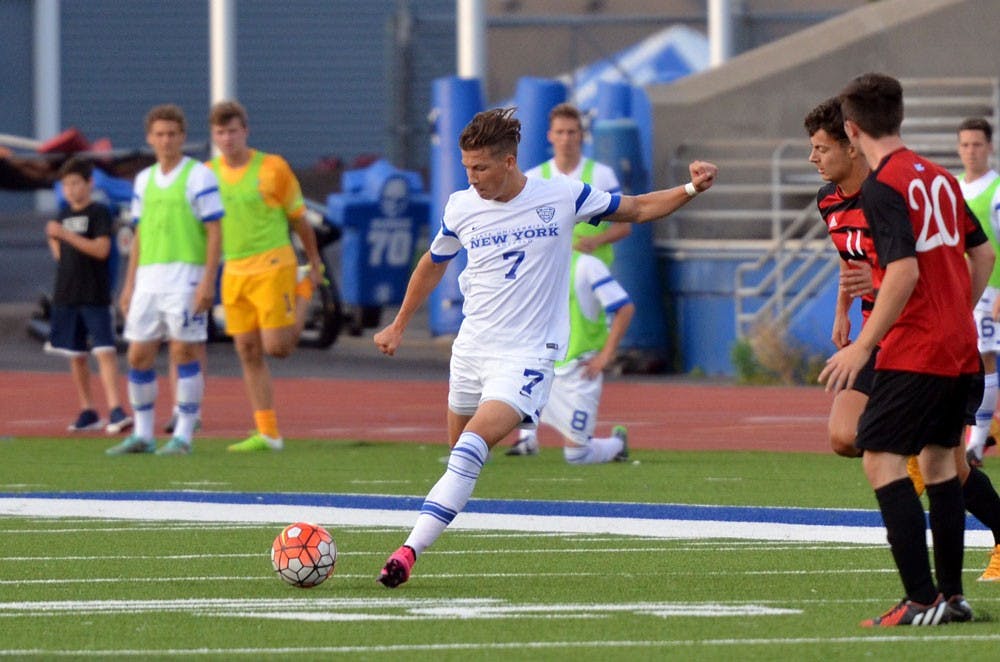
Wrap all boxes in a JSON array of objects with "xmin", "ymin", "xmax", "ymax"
[
  {"xmin": 0, "ymin": 0, "xmax": 38, "ymax": 213},
  {"xmin": 2, "ymin": 0, "xmax": 454, "ymax": 176},
  {"xmin": 662, "ymin": 247, "xmax": 845, "ymax": 375}
]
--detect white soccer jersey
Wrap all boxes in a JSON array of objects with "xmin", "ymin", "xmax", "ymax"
[
  {"xmin": 430, "ymin": 176, "xmax": 619, "ymax": 361},
  {"xmin": 570, "ymin": 252, "xmax": 630, "ymax": 330},
  {"xmin": 525, "ymin": 158, "xmax": 622, "ymax": 193},
  {"xmin": 130, "ymin": 157, "xmax": 224, "ymax": 294}
]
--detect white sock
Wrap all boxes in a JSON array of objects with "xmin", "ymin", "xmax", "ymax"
[
  {"xmin": 404, "ymin": 432, "xmax": 489, "ymax": 555},
  {"xmin": 564, "ymin": 435, "xmax": 624, "ymax": 465},
  {"xmin": 969, "ymin": 372, "xmax": 998, "ymax": 455},
  {"xmin": 127, "ymin": 368, "xmax": 157, "ymax": 440},
  {"xmin": 172, "ymin": 360, "xmax": 203, "ymax": 443},
  {"xmin": 516, "ymin": 430, "xmax": 538, "ymax": 450}
]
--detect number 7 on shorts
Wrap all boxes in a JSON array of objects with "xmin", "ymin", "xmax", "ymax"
[{"xmin": 519, "ymin": 369, "xmax": 545, "ymax": 396}]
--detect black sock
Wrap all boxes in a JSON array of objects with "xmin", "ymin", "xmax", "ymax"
[
  {"xmin": 927, "ymin": 476, "xmax": 965, "ymax": 599},
  {"xmin": 875, "ymin": 477, "xmax": 937, "ymax": 604},
  {"xmin": 963, "ymin": 467, "xmax": 1000, "ymax": 545}
]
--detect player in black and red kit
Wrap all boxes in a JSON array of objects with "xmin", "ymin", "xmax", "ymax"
[
  {"xmin": 806, "ymin": 98, "xmax": 878, "ymax": 459},
  {"xmin": 810, "ymin": 99, "xmax": 923, "ymax": 489},
  {"xmin": 820, "ymin": 74, "xmax": 996, "ymax": 627},
  {"xmin": 808, "ymin": 96, "xmax": 1000, "ymax": 591}
]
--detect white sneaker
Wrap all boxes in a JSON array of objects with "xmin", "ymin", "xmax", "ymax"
[{"xmin": 506, "ymin": 435, "xmax": 539, "ymax": 456}]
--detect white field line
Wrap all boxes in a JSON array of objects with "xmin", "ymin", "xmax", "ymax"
[
  {"xmin": 0, "ymin": 524, "xmax": 271, "ymax": 534},
  {"xmin": 9, "ymin": 565, "xmax": 1000, "ymax": 589},
  {"xmin": 0, "ymin": 568, "xmax": 910, "ymax": 587},
  {"xmin": 4, "ymin": 596, "xmax": 1000, "ymax": 613},
  {"xmin": 0, "ymin": 596, "xmax": 801, "ymax": 623},
  {"xmin": 0, "ymin": 544, "xmax": 893, "ymax": 562},
  {"xmin": 2, "ymin": 497, "xmax": 995, "ymax": 546}
]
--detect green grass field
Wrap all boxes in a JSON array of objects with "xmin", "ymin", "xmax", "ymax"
[{"xmin": 1, "ymin": 437, "xmax": 999, "ymax": 660}]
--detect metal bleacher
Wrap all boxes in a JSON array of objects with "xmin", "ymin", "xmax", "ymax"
[{"xmin": 663, "ymin": 76, "xmax": 1000, "ymax": 340}]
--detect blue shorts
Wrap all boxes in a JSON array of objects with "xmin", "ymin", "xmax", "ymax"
[{"xmin": 48, "ymin": 304, "xmax": 116, "ymax": 355}]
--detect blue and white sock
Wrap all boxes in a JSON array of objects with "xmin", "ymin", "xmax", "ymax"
[
  {"xmin": 968, "ymin": 372, "xmax": 998, "ymax": 457},
  {"xmin": 404, "ymin": 432, "xmax": 489, "ymax": 555},
  {"xmin": 128, "ymin": 368, "xmax": 157, "ymax": 440},
  {"xmin": 172, "ymin": 360, "xmax": 203, "ymax": 443},
  {"xmin": 564, "ymin": 435, "xmax": 624, "ymax": 465}
]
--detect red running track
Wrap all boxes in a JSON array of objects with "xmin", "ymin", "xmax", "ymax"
[{"xmin": 0, "ymin": 371, "xmax": 834, "ymax": 452}]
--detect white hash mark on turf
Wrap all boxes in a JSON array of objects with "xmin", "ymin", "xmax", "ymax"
[{"xmin": 0, "ymin": 597, "xmax": 800, "ymax": 621}]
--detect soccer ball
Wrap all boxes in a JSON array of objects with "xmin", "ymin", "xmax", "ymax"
[{"xmin": 271, "ymin": 522, "xmax": 337, "ymax": 588}]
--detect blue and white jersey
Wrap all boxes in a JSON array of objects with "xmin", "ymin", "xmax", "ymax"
[
  {"xmin": 430, "ymin": 176, "xmax": 620, "ymax": 361},
  {"xmin": 573, "ymin": 252, "xmax": 631, "ymax": 324}
]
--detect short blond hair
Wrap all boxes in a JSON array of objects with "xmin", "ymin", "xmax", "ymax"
[
  {"xmin": 548, "ymin": 102, "xmax": 583, "ymax": 129},
  {"xmin": 209, "ymin": 100, "xmax": 249, "ymax": 128}
]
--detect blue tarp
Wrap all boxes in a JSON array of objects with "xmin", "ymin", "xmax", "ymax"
[{"xmin": 566, "ymin": 25, "xmax": 708, "ymax": 110}]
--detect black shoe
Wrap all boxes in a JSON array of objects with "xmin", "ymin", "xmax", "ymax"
[
  {"xmin": 611, "ymin": 425, "xmax": 629, "ymax": 462},
  {"xmin": 67, "ymin": 409, "xmax": 102, "ymax": 431},
  {"xmin": 505, "ymin": 437, "xmax": 539, "ymax": 456},
  {"xmin": 105, "ymin": 407, "xmax": 133, "ymax": 434}
]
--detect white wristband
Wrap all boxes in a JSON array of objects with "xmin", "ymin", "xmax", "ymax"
[{"xmin": 684, "ymin": 182, "xmax": 699, "ymax": 197}]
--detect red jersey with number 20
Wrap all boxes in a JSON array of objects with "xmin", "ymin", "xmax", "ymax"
[
  {"xmin": 861, "ymin": 148, "xmax": 987, "ymax": 376},
  {"xmin": 818, "ymin": 182, "xmax": 881, "ymax": 323}
]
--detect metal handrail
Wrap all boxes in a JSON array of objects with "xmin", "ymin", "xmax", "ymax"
[
  {"xmin": 733, "ymin": 77, "xmax": 1000, "ymax": 339},
  {"xmin": 733, "ymin": 200, "xmax": 838, "ymax": 337}
]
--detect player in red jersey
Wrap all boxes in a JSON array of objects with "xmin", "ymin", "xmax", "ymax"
[
  {"xmin": 805, "ymin": 98, "xmax": 876, "ymax": 459},
  {"xmin": 807, "ymin": 96, "xmax": 1000, "ymax": 586},
  {"xmin": 810, "ymin": 98, "xmax": 924, "ymax": 488},
  {"xmin": 820, "ymin": 74, "xmax": 995, "ymax": 627}
]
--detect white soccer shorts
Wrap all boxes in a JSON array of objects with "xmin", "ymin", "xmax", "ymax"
[
  {"xmin": 448, "ymin": 353, "xmax": 555, "ymax": 428},
  {"xmin": 540, "ymin": 356, "xmax": 604, "ymax": 446},
  {"xmin": 975, "ymin": 286, "xmax": 1000, "ymax": 354},
  {"xmin": 124, "ymin": 289, "xmax": 209, "ymax": 343}
]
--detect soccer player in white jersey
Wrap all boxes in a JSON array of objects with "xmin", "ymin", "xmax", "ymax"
[
  {"xmin": 958, "ymin": 117, "xmax": 1000, "ymax": 466},
  {"xmin": 511, "ymin": 250, "xmax": 636, "ymax": 463},
  {"xmin": 372, "ymin": 107, "xmax": 717, "ymax": 587},
  {"xmin": 105, "ymin": 104, "xmax": 223, "ymax": 456}
]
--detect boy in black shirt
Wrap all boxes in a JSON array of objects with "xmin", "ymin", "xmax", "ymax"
[{"xmin": 45, "ymin": 157, "xmax": 131, "ymax": 433}]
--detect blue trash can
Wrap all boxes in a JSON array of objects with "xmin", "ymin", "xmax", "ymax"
[{"xmin": 326, "ymin": 160, "xmax": 429, "ymax": 321}]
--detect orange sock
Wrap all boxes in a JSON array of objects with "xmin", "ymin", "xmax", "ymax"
[
  {"xmin": 295, "ymin": 276, "xmax": 314, "ymax": 300},
  {"xmin": 254, "ymin": 409, "xmax": 280, "ymax": 439}
]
